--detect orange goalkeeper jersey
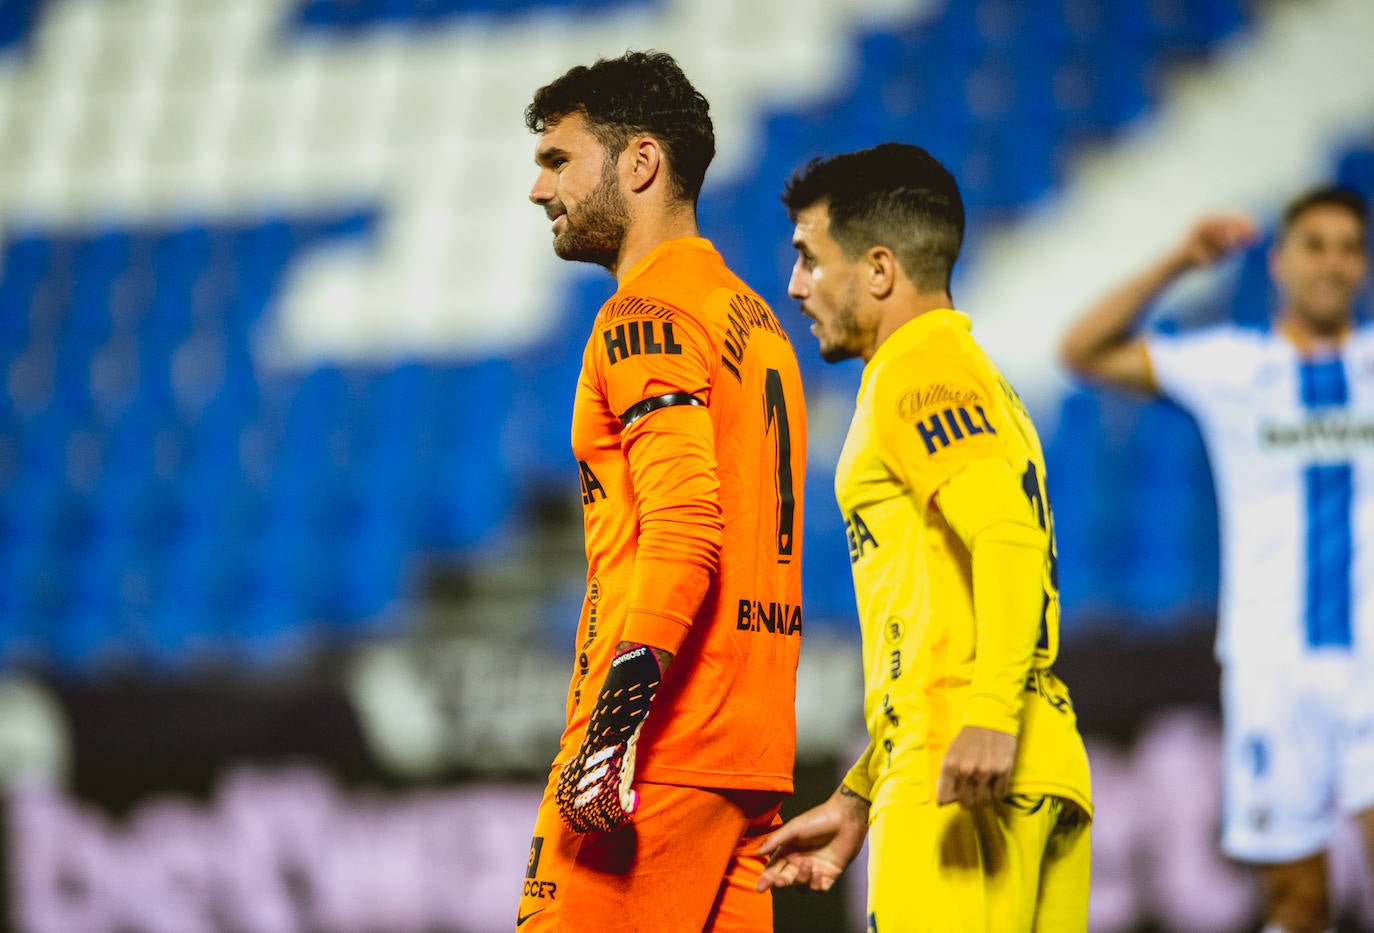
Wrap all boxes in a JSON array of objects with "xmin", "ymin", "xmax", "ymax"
[{"xmin": 558, "ymin": 236, "xmax": 807, "ymax": 792}]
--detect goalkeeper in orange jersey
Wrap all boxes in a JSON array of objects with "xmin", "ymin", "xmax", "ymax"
[
  {"xmin": 516, "ymin": 51, "xmax": 807, "ymax": 932},
  {"xmin": 756, "ymin": 144, "xmax": 1093, "ymax": 931}
]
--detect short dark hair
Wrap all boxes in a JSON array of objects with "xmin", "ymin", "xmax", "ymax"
[
  {"xmin": 1281, "ymin": 185, "xmax": 1368, "ymax": 236},
  {"xmin": 782, "ymin": 143, "xmax": 965, "ymax": 293},
  {"xmin": 525, "ymin": 51, "xmax": 715, "ymax": 206}
]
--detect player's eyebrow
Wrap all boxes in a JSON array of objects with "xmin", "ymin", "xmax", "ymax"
[{"xmin": 535, "ymin": 145, "xmax": 570, "ymax": 167}]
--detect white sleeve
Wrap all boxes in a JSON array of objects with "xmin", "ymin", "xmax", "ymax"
[{"xmin": 1144, "ymin": 327, "xmax": 1248, "ymax": 412}]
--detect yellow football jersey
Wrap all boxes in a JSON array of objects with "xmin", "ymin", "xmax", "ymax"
[{"xmin": 836, "ymin": 310, "xmax": 1091, "ymax": 817}]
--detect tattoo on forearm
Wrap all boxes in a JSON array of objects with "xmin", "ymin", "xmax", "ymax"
[{"xmin": 838, "ymin": 785, "xmax": 869, "ymax": 805}]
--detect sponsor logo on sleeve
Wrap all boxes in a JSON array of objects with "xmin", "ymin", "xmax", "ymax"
[
  {"xmin": 845, "ymin": 510, "xmax": 879, "ymax": 563},
  {"xmin": 597, "ymin": 299, "xmax": 683, "ymax": 366},
  {"xmin": 578, "ymin": 460, "xmax": 607, "ymax": 505},
  {"xmin": 897, "ymin": 384, "xmax": 982, "ymax": 422},
  {"xmin": 913, "ymin": 405, "xmax": 997, "ymax": 454}
]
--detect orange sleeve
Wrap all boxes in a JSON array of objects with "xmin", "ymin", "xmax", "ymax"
[
  {"xmin": 592, "ymin": 301, "xmax": 722, "ymax": 654},
  {"xmin": 621, "ymin": 404, "xmax": 723, "ymax": 652}
]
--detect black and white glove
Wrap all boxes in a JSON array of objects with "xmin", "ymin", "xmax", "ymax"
[{"xmin": 556, "ymin": 643, "xmax": 663, "ymax": 833}]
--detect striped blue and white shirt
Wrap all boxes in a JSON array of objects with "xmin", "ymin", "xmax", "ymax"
[{"xmin": 1147, "ymin": 324, "xmax": 1374, "ymax": 667}]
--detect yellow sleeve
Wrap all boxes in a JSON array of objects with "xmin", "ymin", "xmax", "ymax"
[
  {"xmin": 934, "ymin": 458, "xmax": 1048, "ymax": 736},
  {"xmin": 841, "ymin": 741, "xmax": 875, "ymax": 801}
]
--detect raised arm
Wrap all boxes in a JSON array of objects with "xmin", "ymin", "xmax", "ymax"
[{"xmin": 1059, "ymin": 215, "xmax": 1259, "ymax": 394}]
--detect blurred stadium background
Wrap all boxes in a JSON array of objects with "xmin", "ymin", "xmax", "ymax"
[{"xmin": 1, "ymin": 0, "xmax": 1373, "ymax": 929}]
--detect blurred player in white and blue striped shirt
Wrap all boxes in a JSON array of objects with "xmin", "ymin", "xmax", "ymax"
[{"xmin": 1061, "ymin": 187, "xmax": 1372, "ymax": 933}]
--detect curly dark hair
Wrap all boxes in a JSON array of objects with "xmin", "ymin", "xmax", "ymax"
[
  {"xmin": 525, "ymin": 51, "xmax": 715, "ymax": 206},
  {"xmin": 782, "ymin": 143, "xmax": 965, "ymax": 294}
]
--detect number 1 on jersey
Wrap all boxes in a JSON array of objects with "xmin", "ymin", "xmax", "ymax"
[{"xmin": 764, "ymin": 368, "xmax": 796, "ymax": 562}]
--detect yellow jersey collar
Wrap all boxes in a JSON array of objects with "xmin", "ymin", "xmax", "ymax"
[
  {"xmin": 867, "ymin": 308, "xmax": 970, "ymax": 370},
  {"xmin": 618, "ymin": 237, "xmax": 717, "ymax": 289}
]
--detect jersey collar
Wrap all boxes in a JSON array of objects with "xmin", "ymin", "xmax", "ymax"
[
  {"xmin": 867, "ymin": 308, "xmax": 970, "ymax": 370},
  {"xmin": 618, "ymin": 237, "xmax": 717, "ymax": 290}
]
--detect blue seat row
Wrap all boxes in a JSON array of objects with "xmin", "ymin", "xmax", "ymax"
[
  {"xmin": 289, "ymin": 0, "xmax": 651, "ymax": 32},
  {"xmin": 0, "ymin": 0, "xmax": 42, "ymax": 55},
  {"xmin": 0, "ymin": 209, "xmax": 524, "ymax": 673}
]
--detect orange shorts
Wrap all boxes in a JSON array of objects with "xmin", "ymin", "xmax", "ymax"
[{"xmin": 517, "ymin": 768, "xmax": 784, "ymax": 932}]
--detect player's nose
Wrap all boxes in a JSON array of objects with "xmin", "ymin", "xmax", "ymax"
[{"xmin": 529, "ymin": 171, "xmax": 554, "ymax": 205}]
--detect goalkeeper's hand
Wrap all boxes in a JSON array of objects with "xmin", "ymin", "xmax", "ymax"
[{"xmin": 556, "ymin": 642, "xmax": 667, "ymax": 833}]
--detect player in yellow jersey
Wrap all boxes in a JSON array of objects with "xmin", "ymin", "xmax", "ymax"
[{"xmin": 755, "ymin": 143, "xmax": 1093, "ymax": 932}]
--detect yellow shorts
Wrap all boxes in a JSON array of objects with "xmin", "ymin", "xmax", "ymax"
[
  {"xmin": 518, "ymin": 767, "xmax": 784, "ymax": 932},
  {"xmin": 866, "ymin": 794, "xmax": 1090, "ymax": 933}
]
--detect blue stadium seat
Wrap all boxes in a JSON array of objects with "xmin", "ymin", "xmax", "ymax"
[
  {"xmin": 1085, "ymin": 36, "xmax": 1155, "ymax": 127},
  {"xmin": 323, "ymin": 502, "xmax": 408, "ymax": 625},
  {"xmin": 1336, "ymin": 144, "xmax": 1374, "ymax": 199},
  {"xmin": 1119, "ymin": 401, "xmax": 1210, "ymax": 621},
  {"xmin": 416, "ymin": 360, "xmax": 516, "ymax": 551},
  {"xmin": 1046, "ymin": 389, "xmax": 1118, "ymax": 627},
  {"xmin": 144, "ymin": 590, "xmax": 217, "ymax": 670},
  {"xmin": 1226, "ymin": 237, "xmax": 1277, "ymax": 330},
  {"xmin": 0, "ymin": 0, "xmax": 44, "ymax": 54},
  {"xmin": 2, "ymin": 230, "xmax": 49, "ymax": 296},
  {"xmin": 801, "ymin": 482, "xmax": 856, "ymax": 626},
  {"xmin": 1129, "ymin": 0, "xmax": 1246, "ymax": 52},
  {"xmin": 48, "ymin": 603, "xmax": 121, "ymax": 674},
  {"xmin": 508, "ymin": 285, "xmax": 602, "ymax": 485}
]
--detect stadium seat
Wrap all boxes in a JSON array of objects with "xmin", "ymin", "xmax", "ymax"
[
  {"xmin": 0, "ymin": 0, "xmax": 43, "ymax": 54},
  {"xmin": 1336, "ymin": 144, "xmax": 1374, "ymax": 198}
]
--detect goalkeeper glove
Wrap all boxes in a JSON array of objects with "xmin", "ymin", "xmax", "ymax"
[{"xmin": 556, "ymin": 643, "xmax": 663, "ymax": 833}]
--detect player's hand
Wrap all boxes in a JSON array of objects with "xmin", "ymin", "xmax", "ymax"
[
  {"xmin": 936, "ymin": 725, "xmax": 1017, "ymax": 808},
  {"xmin": 755, "ymin": 785, "xmax": 869, "ymax": 893},
  {"xmin": 556, "ymin": 643, "xmax": 667, "ymax": 834},
  {"xmin": 1176, "ymin": 215, "xmax": 1260, "ymax": 269}
]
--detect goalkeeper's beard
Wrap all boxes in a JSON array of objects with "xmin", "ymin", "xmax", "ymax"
[{"xmin": 550, "ymin": 162, "xmax": 629, "ymax": 270}]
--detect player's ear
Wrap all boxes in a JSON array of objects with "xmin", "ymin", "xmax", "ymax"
[
  {"xmin": 627, "ymin": 137, "xmax": 660, "ymax": 194},
  {"xmin": 866, "ymin": 246, "xmax": 897, "ymax": 299}
]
